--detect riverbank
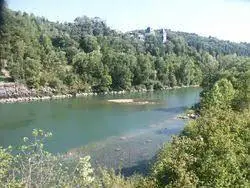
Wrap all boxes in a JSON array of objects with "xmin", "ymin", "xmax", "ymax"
[
  {"xmin": 177, "ymin": 113, "xmax": 200, "ymax": 120},
  {"xmin": 0, "ymin": 83, "xmax": 199, "ymax": 104}
]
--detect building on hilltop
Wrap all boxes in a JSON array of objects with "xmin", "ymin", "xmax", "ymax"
[
  {"xmin": 145, "ymin": 27, "xmax": 155, "ymax": 35},
  {"xmin": 161, "ymin": 29, "xmax": 167, "ymax": 43},
  {"xmin": 138, "ymin": 33, "xmax": 145, "ymax": 41}
]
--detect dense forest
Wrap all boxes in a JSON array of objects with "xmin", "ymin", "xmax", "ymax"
[
  {"xmin": 0, "ymin": 4, "xmax": 250, "ymax": 188},
  {"xmin": 1, "ymin": 8, "xmax": 250, "ymax": 94}
]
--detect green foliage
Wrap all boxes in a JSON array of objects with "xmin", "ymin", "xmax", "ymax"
[
  {"xmin": 80, "ymin": 35, "xmax": 99, "ymax": 53},
  {"xmin": 152, "ymin": 108, "xmax": 250, "ymax": 187},
  {"xmin": 201, "ymin": 78, "xmax": 235, "ymax": 109},
  {"xmin": 3, "ymin": 8, "xmax": 249, "ymax": 93},
  {"xmin": 72, "ymin": 50, "xmax": 112, "ymax": 92},
  {"xmin": 200, "ymin": 55, "xmax": 250, "ymax": 110},
  {"xmin": 0, "ymin": 129, "xmax": 159, "ymax": 188},
  {"xmin": 0, "ymin": 147, "xmax": 13, "ymax": 183},
  {"xmin": 72, "ymin": 156, "xmax": 95, "ymax": 187},
  {"xmin": 152, "ymin": 59, "xmax": 250, "ymax": 187},
  {"xmin": 133, "ymin": 53, "xmax": 154, "ymax": 86},
  {"xmin": 179, "ymin": 32, "xmax": 250, "ymax": 56},
  {"xmin": 96, "ymin": 168, "xmax": 156, "ymax": 188},
  {"xmin": 23, "ymin": 57, "xmax": 42, "ymax": 88},
  {"xmin": 0, "ymin": 129, "xmax": 97, "ymax": 187},
  {"xmin": 233, "ymin": 66, "xmax": 250, "ymax": 110}
]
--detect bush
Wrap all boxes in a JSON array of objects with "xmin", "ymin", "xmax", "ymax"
[
  {"xmin": 0, "ymin": 129, "xmax": 95, "ymax": 187},
  {"xmin": 153, "ymin": 81, "xmax": 164, "ymax": 90},
  {"xmin": 152, "ymin": 108, "xmax": 250, "ymax": 187},
  {"xmin": 96, "ymin": 168, "xmax": 156, "ymax": 188},
  {"xmin": 0, "ymin": 129, "xmax": 156, "ymax": 188}
]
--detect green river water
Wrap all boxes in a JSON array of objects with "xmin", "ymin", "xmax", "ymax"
[{"xmin": 0, "ymin": 88, "xmax": 201, "ymax": 172}]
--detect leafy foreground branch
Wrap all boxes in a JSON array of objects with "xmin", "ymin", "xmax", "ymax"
[
  {"xmin": 0, "ymin": 130, "xmax": 94, "ymax": 187},
  {"xmin": 0, "ymin": 129, "xmax": 154, "ymax": 188}
]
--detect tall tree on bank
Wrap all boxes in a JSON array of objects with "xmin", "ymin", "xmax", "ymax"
[
  {"xmin": 0, "ymin": 0, "xmax": 6, "ymax": 70},
  {"xmin": 0, "ymin": 0, "xmax": 5, "ymax": 29}
]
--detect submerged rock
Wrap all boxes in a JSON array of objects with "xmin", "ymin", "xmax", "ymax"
[
  {"xmin": 145, "ymin": 139, "xmax": 152, "ymax": 143},
  {"xmin": 119, "ymin": 136, "xmax": 127, "ymax": 140},
  {"xmin": 177, "ymin": 115, "xmax": 189, "ymax": 119},
  {"xmin": 107, "ymin": 98, "xmax": 155, "ymax": 105},
  {"xmin": 115, "ymin": 148, "xmax": 121, "ymax": 152},
  {"xmin": 160, "ymin": 128, "xmax": 168, "ymax": 134},
  {"xmin": 177, "ymin": 113, "xmax": 200, "ymax": 120}
]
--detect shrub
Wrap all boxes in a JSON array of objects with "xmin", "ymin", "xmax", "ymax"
[
  {"xmin": 0, "ymin": 129, "xmax": 95, "ymax": 187},
  {"xmin": 96, "ymin": 168, "xmax": 156, "ymax": 188},
  {"xmin": 152, "ymin": 108, "xmax": 250, "ymax": 187}
]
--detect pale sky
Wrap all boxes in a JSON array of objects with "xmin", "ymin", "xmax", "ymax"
[{"xmin": 7, "ymin": 0, "xmax": 250, "ymax": 42}]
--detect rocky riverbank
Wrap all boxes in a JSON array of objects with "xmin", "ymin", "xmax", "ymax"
[
  {"xmin": 177, "ymin": 108, "xmax": 200, "ymax": 120},
  {"xmin": 0, "ymin": 83, "xmax": 199, "ymax": 104},
  {"xmin": 177, "ymin": 113, "xmax": 200, "ymax": 120}
]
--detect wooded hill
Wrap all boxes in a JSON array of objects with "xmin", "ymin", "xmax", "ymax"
[{"xmin": 0, "ymin": 8, "xmax": 249, "ymax": 93}]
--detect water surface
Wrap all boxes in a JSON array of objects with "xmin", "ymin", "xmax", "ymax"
[{"xmin": 0, "ymin": 88, "xmax": 200, "ymax": 170}]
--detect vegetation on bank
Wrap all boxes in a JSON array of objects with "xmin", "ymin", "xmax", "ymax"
[{"xmin": 151, "ymin": 53, "xmax": 250, "ymax": 187}]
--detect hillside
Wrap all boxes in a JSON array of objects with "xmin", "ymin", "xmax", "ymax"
[{"xmin": 0, "ymin": 8, "xmax": 249, "ymax": 93}]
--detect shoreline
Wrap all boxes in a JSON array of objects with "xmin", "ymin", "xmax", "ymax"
[{"xmin": 0, "ymin": 85, "xmax": 200, "ymax": 104}]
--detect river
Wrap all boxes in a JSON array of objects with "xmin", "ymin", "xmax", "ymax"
[{"xmin": 0, "ymin": 87, "xmax": 201, "ymax": 173}]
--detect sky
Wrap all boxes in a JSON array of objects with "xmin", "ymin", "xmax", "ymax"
[{"xmin": 7, "ymin": 0, "xmax": 250, "ymax": 42}]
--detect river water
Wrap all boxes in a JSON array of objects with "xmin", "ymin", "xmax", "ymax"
[{"xmin": 0, "ymin": 88, "xmax": 201, "ymax": 172}]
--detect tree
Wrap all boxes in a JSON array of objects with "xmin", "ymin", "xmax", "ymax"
[
  {"xmin": 154, "ymin": 57, "xmax": 169, "ymax": 86},
  {"xmin": 172, "ymin": 36, "xmax": 186, "ymax": 55},
  {"xmin": 167, "ymin": 63, "xmax": 177, "ymax": 87},
  {"xmin": 232, "ymin": 61, "xmax": 250, "ymax": 110},
  {"xmin": 73, "ymin": 50, "xmax": 112, "ymax": 92},
  {"xmin": 102, "ymin": 50, "xmax": 135, "ymax": 90},
  {"xmin": 152, "ymin": 108, "xmax": 250, "ymax": 187},
  {"xmin": 0, "ymin": 0, "xmax": 5, "ymax": 35},
  {"xmin": 79, "ymin": 35, "xmax": 99, "ymax": 53},
  {"xmin": 201, "ymin": 78, "xmax": 235, "ymax": 109},
  {"xmin": 24, "ymin": 57, "xmax": 42, "ymax": 88},
  {"xmin": 133, "ymin": 53, "xmax": 154, "ymax": 86}
]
